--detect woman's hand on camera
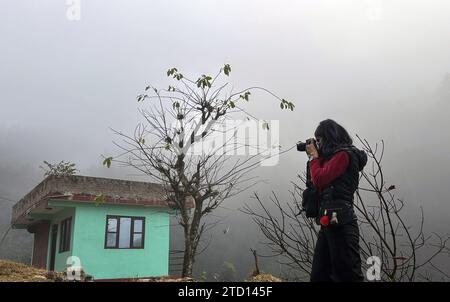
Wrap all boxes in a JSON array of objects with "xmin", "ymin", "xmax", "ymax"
[{"xmin": 306, "ymin": 143, "xmax": 319, "ymax": 159}]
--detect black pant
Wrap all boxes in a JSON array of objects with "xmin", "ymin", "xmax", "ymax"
[{"xmin": 310, "ymin": 219, "xmax": 364, "ymax": 282}]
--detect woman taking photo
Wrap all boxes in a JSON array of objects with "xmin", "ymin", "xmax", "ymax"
[{"xmin": 304, "ymin": 119, "xmax": 367, "ymax": 282}]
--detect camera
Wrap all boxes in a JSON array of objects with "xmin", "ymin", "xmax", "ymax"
[{"xmin": 297, "ymin": 138, "xmax": 317, "ymax": 152}]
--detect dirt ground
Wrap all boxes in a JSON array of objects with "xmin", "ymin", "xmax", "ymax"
[
  {"xmin": 0, "ymin": 259, "xmax": 194, "ymax": 282},
  {"xmin": 0, "ymin": 259, "xmax": 281, "ymax": 282}
]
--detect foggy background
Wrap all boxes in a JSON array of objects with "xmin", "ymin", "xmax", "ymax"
[{"xmin": 1, "ymin": 0, "xmax": 449, "ymax": 280}]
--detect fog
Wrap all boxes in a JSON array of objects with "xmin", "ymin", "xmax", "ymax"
[{"xmin": 1, "ymin": 0, "xmax": 450, "ymax": 280}]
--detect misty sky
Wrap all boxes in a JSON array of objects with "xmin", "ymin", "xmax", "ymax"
[{"xmin": 1, "ymin": 0, "xmax": 450, "ymax": 278}]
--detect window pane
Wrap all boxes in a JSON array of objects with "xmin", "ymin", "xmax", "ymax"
[
  {"xmin": 133, "ymin": 234, "xmax": 142, "ymax": 248},
  {"xmin": 107, "ymin": 218, "xmax": 117, "ymax": 232},
  {"xmin": 60, "ymin": 217, "xmax": 71, "ymax": 252},
  {"xmin": 118, "ymin": 217, "xmax": 131, "ymax": 248},
  {"xmin": 133, "ymin": 219, "xmax": 143, "ymax": 233},
  {"xmin": 65, "ymin": 219, "xmax": 71, "ymax": 250},
  {"xmin": 106, "ymin": 233, "xmax": 116, "ymax": 248},
  {"xmin": 59, "ymin": 222, "xmax": 65, "ymax": 251}
]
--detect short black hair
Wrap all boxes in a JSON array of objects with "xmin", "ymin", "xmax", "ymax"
[{"xmin": 314, "ymin": 119, "xmax": 353, "ymax": 156}]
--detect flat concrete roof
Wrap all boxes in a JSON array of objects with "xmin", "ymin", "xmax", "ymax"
[{"xmin": 11, "ymin": 175, "xmax": 174, "ymax": 227}]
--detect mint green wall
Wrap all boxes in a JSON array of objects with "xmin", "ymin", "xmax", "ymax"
[
  {"xmin": 44, "ymin": 207, "xmax": 75, "ymax": 272},
  {"xmin": 47, "ymin": 200, "xmax": 170, "ymax": 280}
]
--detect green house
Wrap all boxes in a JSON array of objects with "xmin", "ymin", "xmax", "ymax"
[{"xmin": 11, "ymin": 175, "xmax": 176, "ymax": 280}]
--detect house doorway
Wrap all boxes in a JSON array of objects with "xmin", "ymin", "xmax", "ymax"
[{"xmin": 49, "ymin": 224, "xmax": 58, "ymax": 271}]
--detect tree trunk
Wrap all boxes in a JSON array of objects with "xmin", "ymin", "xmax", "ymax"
[
  {"xmin": 181, "ymin": 237, "xmax": 195, "ymax": 277},
  {"xmin": 251, "ymin": 249, "xmax": 260, "ymax": 276},
  {"xmin": 180, "ymin": 207, "xmax": 201, "ymax": 277}
]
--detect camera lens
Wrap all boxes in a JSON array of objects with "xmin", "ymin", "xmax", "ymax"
[{"xmin": 297, "ymin": 142, "xmax": 307, "ymax": 152}]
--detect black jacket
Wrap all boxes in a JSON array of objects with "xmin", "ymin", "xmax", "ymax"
[
  {"xmin": 322, "ymin": 145, "xmax": 368, "ymax": 204},
  {"xmin": 316, "ymin": 145, "xmax": 367, "ymax": 225}
]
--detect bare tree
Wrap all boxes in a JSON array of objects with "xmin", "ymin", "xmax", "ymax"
[
  {"xmin": 103, "ymin": 65, "xmax": 295, "ymax": 277},
  {"xmin": 243, "ymin": 137, "xmax": 450, "ymax": 281}
]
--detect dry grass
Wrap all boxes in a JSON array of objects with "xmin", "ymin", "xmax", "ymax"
[
  {"xmin": 136, "ymin": 276, "xmax": 195, "ymax": 282},
  {"xmin": 246, "ymin": 274, "xmax": 282, "ymax": 282},
  {"xmin": 0, "ymin": 259, "xmax": 57, "ymax": 282}
]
